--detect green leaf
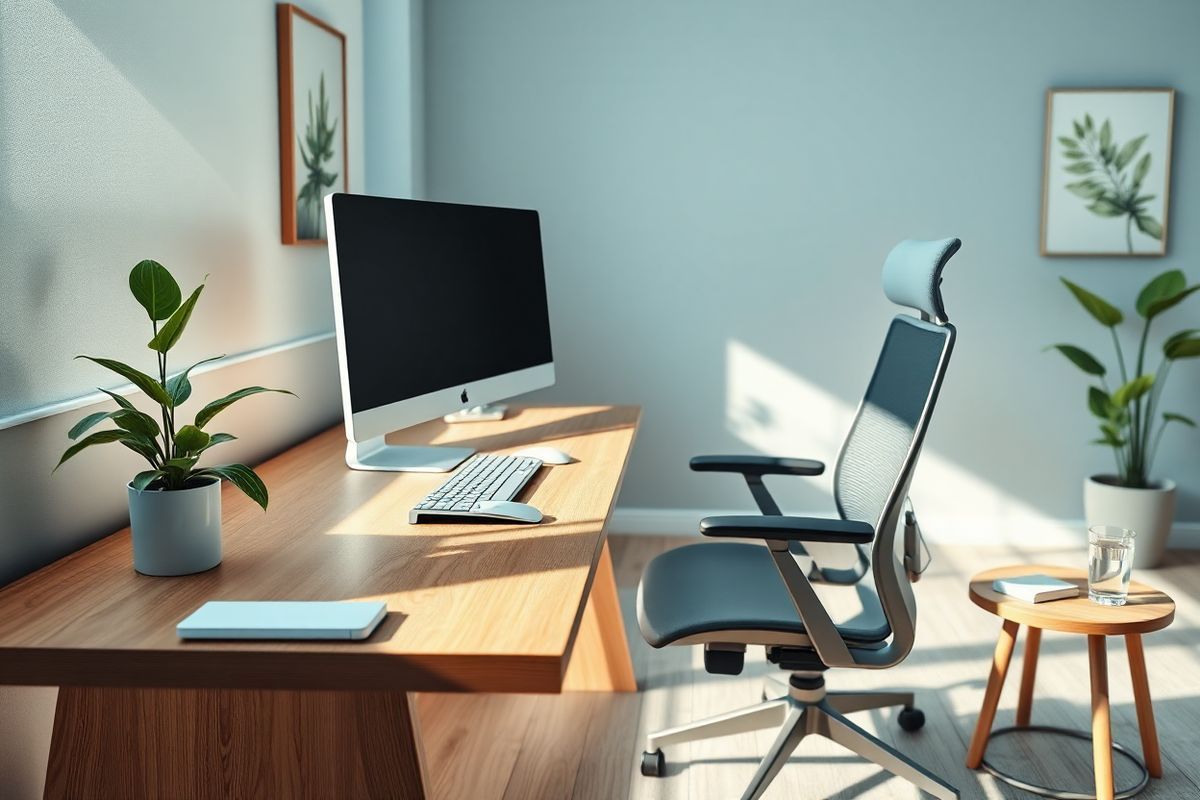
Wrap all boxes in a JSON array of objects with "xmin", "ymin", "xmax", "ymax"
[
  {"xmin": 128, "ymin": 260, "xmax": 181, "ymax": 322},
  {"xmin": 1146, "ymin": 285, "xmax": 1197, "ymax": 318},
  {"xmin": 1092, "ymin": 435, "xmax": 1126, "ymax": 447},
  {"xmin": 147, "ymin": 282, "xmax": 204, "ymax": 353},
  {"xmin": 97, "ymin": 387, "xmax": 137, "ymax": 412},
  {"xmin": 194, "ymin": 386, "xmax": 294, "ymax": 429},
  {"xmin": 68, "ymin": 410, "xmax": 119, "ymax": 440},
  {"xmin": 1064, "ymin": 162, "xmax": 1093, "ymax": 175},
  {"xmin": 1085, "ymin": 114, "xmax": 1095, "ymax": 132},
  {"xmin": 1088, "ymin": 386, "xmax": 1113, "ymax": 419},
  {"xmin": 1163, "ymin": 412, "xmax": 1197, "ymax": 428},
  {"xmin": 1060, "ymin": 278, "xmax": 1124, "ymax": 326},
  {"xmin": 1058, "ymin": 136, "xmax": 1078, "ymax": 148},
  {"xmin": 1046, "ymin": 344, "xmax": 1106, "ymax": 376},
  {"xmin": 173, "ymin": 424, "xmax": 210, "ymax": 454},
  {"xmin": 1062, "ymin": 149, "xmax": 1086, "ymax": 160},
  {"xmin": 54, "ymin": 429, "xmax": 129, "ymax": 471},
  {"xmin": 1135, "ymin": 215, "xmax": 1163, "ymax": 241},
  {"xmin": 1099, "ymin": 119, "xmax": 1112, "ymax": 150},
  {"xmin": 1066, "ymin": 181, "xmax": 1104, "ymax": 200},
  {"xmin": 131, "ymin": 470, "xmax": 164, "ymax": 491},
  {"xmin": 1163, "ymin": 329, "xmax": 1200, "ymax": 354},
  {"xmin": 120, "ymin": 433, "xmax": 161, "ymax": 465},
  {"xmin": 164, "ymin": 456, "xmax": 199, "ymax": 472},
  {"xmin": 196, "ymin": 464, "xmax": 269, "ymax": 510},
  {"xmin": 113, "ymin": 409, "xmax": 161, "ymax": 440},
  {"xmin": 1112, "ymin": 374, "xmax": 1155, "ymax": 408},
  {"xmin": 1136, "ymin": 270, "xmax": 1186, "ymax": 317},
  {"xmin": 76, "ymin": 356, "xmax": 173, "ymax": 408},
  {"xmin": 1114, "ymin": 134, "xmax": 1147, "ymax": 170},
  {"xmin": 165, "ymin": 355, "xmax": 224, "ymax": 406},
  {"xmin": 198, "ymin": 432, "xmax": 237, "ymax": 453},
  {"xmin": 1133, "ymin": 152, "xmax": 1152, "ymax": 186},
  {"xmin": 1087, "ymin": 196, "xmax": 1124, "ymax": 217},
  {"xmin": 1165, "ymin": 337, "xmax": 1200, "ymax": 359},
  {"xmin": 1073, "ymin": 120, "xmax": 1085, "ymax": 138}
]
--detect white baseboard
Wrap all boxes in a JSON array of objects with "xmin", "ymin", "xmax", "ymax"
[{"xmin": 610, "ymin": 506, "xmax": 1200, "ymax": 550}]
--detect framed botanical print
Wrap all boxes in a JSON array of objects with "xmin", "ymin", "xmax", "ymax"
[
  {"xmin": 1041, "ymin": 88, "xmax": 1175, "ymax": 257},
  {"xmin": 277, "ymin": 3, "xmax": 348, "ymax": 245}
]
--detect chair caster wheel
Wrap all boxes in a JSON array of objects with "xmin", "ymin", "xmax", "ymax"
[
  {"xmin": 641, "ymin": 749, "xmax": 665, "ymax": 777},
  {"xmin": 898, "ymin": 706, "xmax": 925, "ymax": 732}
]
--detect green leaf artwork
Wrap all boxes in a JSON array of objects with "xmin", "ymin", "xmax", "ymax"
[
  {"xmin": 57, "ymin": 261, "xmax": 294, "ymax": 510},
  {"xmin": 1059, "ymin": 116, "xmax": 1162, "ymax": 253},
  {"xmin": 296, "ymin": 72, "xmax": 340, "ymax": 240}
]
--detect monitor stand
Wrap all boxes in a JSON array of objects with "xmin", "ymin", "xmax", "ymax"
[
  {"xmin": 345, "ymin": 437, "xmax": 474, "ymax": 473},
  {"xmin": 443, "ymin": 404, "xmax": 508, "ymax": 423}
]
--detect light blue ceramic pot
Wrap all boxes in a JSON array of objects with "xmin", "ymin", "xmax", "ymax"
[{"xmin": 127, "ymin": 478, "xmax": 222, "ymax": 576}]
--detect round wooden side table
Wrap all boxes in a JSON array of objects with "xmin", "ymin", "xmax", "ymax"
[{"xmin": 966, "ymin": 565, "xmax": 1174, "ymax": 800}]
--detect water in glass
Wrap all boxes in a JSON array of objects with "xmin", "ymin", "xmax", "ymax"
[{"xmin": 1088, "ymin": 525, "xmax": 1135, "ymax": 606}]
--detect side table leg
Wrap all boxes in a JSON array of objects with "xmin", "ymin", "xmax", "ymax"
[
  {"xmin": 1088, "ymin": 634, "xmax": 1115, "ymax": 800},
  {"xmin": 1016, "ymin": 626, "xmax": 1041, "ymax": 727},
  {"xmin": 966, "ymin": 618, "xmax": 1019, "ymax": 769},
  {"xmin": 1126, "ymin": 633, "xmax": 1163, "ymax": 778}
]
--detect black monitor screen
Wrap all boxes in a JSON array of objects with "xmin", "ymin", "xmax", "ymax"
[{"xmin": 330, "ymin": 194, "xmax": 554, "ymax": 413}]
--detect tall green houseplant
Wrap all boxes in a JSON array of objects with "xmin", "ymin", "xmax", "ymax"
[
  {"xmin": 1048, "ymin": 270, "xmax": 1200, "ymax": 488},
  {"xmin": 56, "ymin": 260, "xmax": 292, "ymax": 507}
]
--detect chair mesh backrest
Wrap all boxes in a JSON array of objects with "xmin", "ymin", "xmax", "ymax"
[{"xmin": 834, "ymin": 316, "xmax": 951, "ymax": 527}]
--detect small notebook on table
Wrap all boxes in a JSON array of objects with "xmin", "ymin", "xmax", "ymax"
[
  {"xmin": 177, "ymin": 600, "xmax": 388, "ymax": 640},
  {"xmin": 992, "ymin": 574, "xmax": 1079, "ymax": 603}
]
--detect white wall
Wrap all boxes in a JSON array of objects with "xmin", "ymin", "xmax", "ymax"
[
  {"xmin": 421, "ymin": 1, "xmax": 1200, "ymax": 544},
  {"xmin": 0, "ymin": 1, "xmax": 410, "ymax": 794}
]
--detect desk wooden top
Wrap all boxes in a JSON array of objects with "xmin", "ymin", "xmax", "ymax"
[
  {"xmin": 969, "ymin": 564, "xmax": 1174, "ymax": 635},
  {"xmin": 0, "ymin": 405, "xmax": 639, "ymax": 693}
]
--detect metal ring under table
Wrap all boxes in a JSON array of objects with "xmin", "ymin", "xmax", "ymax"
[{"xmin": 980, "ymin": 725, "xmax": 1150, "ymax": 799}]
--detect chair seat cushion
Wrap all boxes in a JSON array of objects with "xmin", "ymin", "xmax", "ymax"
[{"xmin": 636, "ymin": 542, "xmax": 891, "ymax": 648}]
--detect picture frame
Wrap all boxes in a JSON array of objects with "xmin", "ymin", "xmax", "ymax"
[
  {"xmin": 276, "ymin": 3, "xmax": 348, "ymax": 245},
  {"xmin": 1040, "ymin": 88, "xmax": 1175, "ymax": 257}
]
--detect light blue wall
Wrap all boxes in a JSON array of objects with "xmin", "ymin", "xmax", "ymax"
[
  {"xmin": 421, "ymin": 1, "xmax": 1200, "ymax": 526},
  {"xmin": 364, "ymin": 0, "xmax": 424, "ymax": 198}
]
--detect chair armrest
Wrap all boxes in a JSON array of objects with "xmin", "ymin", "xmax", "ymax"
[
  {"xmin": 700, "ymin": 515, "xmax": 874, "ymax": 544},
  {"xmin": 689, "ymin": 455, "xmax": 825, "ymax": 477}
]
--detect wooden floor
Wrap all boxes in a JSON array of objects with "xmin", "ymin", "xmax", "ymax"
[{"xmin": 419, "ymin": 535, "xmax": 1200, "ymax": 799}]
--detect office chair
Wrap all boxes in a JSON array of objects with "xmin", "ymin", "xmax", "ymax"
[{"xmin": 636, "ymin": 238, "xmax": 962, "ymax": 799}]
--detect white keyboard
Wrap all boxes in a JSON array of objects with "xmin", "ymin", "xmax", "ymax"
[{"xmin": 409, "ymin": 454, "xmax": 543, "ymax": 523}]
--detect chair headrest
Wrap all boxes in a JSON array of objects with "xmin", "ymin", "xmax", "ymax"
[{"xmin": 881, "ymin": 238, "xmax": 961, "ymax": 322}]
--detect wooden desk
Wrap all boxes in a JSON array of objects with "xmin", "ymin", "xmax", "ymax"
[{"xmin": 0, "ymin": 405, "xmax": 640, "ymax": 799}]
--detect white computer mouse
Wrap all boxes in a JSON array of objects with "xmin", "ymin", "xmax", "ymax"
[
  {"xmin": 473, "ymin": 500, "xmax": 543, "ymax": 524},
  {"xmin": 514, "ymin": 446, "xmax": 573, "ymax": 465}
]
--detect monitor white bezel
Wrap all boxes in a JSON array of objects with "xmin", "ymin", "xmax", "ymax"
[{"xmin": 324, "ymin": 193, "xmax": 556, "ymax": 444}]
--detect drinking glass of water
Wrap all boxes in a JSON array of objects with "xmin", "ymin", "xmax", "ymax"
[{"xmin": 1088, "ymin": 525, "xmax": 1136, "ymax": 606}]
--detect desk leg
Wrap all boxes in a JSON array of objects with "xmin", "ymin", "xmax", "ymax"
[
  {"xmin": 562, "ymin": 539, "xmax": 637, "ymax": 692},
  {"xmin": 45, "ymin": 686, "xmax": 429, "ymax": 799},
  {"xmin": 1016, "ymin": 626, "xmax": 1041, "ymax": 726},
  {"xmin": 966, "ymin": 618, "xmax": 1019, "ymax": 769},
  {"xmin": 1089, "ymin": 634, "xmax": 1115, "ymax": 800},
  {"xmin": 1126, "ymin": 633, "xmax": 1163, "ymax": 778}
]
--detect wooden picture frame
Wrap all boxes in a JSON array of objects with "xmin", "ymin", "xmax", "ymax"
[
  {"xmin": 277, "ymin": 3, "xmax": 349, "ymax": 245},
  {"xmin": 1040, "ymin": 88, "xmax": 1175, "ymax": 257}
]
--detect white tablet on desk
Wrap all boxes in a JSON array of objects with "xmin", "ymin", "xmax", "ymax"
[{"xmin": 177, "ymin": 600, "xmax": 388, "ymax": 640}]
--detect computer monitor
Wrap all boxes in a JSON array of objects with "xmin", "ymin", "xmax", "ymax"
[{"xmin": 324, "ymin": 193, "xmax": 555, "ymax": 472}]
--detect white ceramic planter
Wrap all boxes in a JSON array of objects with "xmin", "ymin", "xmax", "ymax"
[
  {"xmin": 127, "ymin": 478, "xmax": 222, "ymax": 576},
  {"xmin": 1083, "ymin": 475, "xmax": 1176, "ymax": 569}
]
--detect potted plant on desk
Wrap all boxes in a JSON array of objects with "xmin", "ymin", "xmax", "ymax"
[
  {"xmin": 1049, "ymin": 270, "xmax": 1200, "ymax": 568},
  {"xmin": 55, "ymin": 260, "xmax": 292, "ymax": 576}
]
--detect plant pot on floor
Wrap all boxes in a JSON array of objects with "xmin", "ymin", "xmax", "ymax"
[
  {"xmin": 128, "ymin": 478, "xmax": 222, "ymax": 576},
  {"xmin": 1084, "ymin": 475, "xmax": 1176, "ymax": 569}
]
